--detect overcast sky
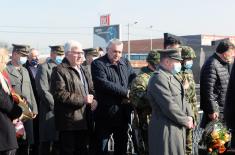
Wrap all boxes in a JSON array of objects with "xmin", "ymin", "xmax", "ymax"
[{"xmin": 0, "ymin": 0, "xmax": 234, "ymax": 53}]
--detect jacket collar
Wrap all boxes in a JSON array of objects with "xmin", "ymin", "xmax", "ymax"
[
  {"xmin": 214, "ymin": 53, "xmax": 229, "ymax": 65},
  {"xmin": 61, "ymin": 57, "xmax": 73, "ymax": 68},
  {"xmin": 6, "ymin": 61, "xmax": 23, "ymax": 78},
  {"xmin": 60, "ymin": 57, "xmax": 85, "ymax": 70},
  {"xmin": 158, "ymin": 65, "xmax": 172, "ymax": 79},
  {"xmin": 103, "ymin": 54, "xmax": 125, "ymax": 66}
]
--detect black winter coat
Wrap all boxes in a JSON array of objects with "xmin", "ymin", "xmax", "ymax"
[
  {"xmin": 0, "ymin": 83, "xmax": 22, "ymax": 151},
  {"xmin": 224, "ymin": 62, "xmax": 235, "ymax": 130},
  {"xmin": 91, "ymin": 54, "xmax": 136, "ymax": 125},
  {"xmin": 23, "ymin": 60, "xmax": 40, "ymax": 143},
  {"xmin": 200, "ymin": 53, "xmax": 231, "ymax": 128}
]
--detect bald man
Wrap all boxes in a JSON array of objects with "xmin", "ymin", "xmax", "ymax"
[{"xmin": 23, "ymin": 48, "xmax": 40, "ymax": 155}]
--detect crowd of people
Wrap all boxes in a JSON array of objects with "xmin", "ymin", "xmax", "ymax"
[{"xmin": 0, "ymin": 37, "xmax": 235, "ymax": 155}]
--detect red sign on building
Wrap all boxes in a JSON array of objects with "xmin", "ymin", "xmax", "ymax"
[{"xmin": 100, "ymin": 14, "xmax": 110, "ymax": 26}]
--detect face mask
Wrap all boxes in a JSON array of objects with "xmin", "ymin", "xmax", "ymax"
[
  {"xmin": 30, "ymin": 59, "xmax": 39, "ymax": 67},
  {"xmin": 55, "ymin": 56, "xmax": 63, "ymax": 64},
  {"xmin": 92, "ymin": 56, "xmax": 99, "ymax": 61},
  {"xmin": 172, "ymin": 62, "xmax": 182, "ymax": 75},
  {"xmin": 184, "ymin": 60, "xmax": 193, "ymax": 69},
  {"xmin": 18, "ymin": 57, "xmax": 27, "ymax": 65}
]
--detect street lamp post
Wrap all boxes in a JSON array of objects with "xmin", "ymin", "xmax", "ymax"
[
  {"xmin": 128, "ymin": 23, "xmax": 130, "ymax": 60},
  {"xmin": 127, "ymin": 21, "xmax": 138, "ymax": 60},
  {"xmin": 149, "ymin": 25, "xmax": 153, "ymax": 50}
]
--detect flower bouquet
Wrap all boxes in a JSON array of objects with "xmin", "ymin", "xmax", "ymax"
[
  {"xmin": 200, "ymin": 120, "xmax": 231, "ymax": 155},
  {"xmin": 12, "ymin": 93, "xmax": 34, "ymax": 122}
]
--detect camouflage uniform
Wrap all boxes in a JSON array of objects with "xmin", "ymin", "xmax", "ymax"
[
  {"xmin": 130, "ymin": 50, "xmax": 160, "ymax": 155},
  {"xmin": 176, "ymin": 46, "xmax": 198, "ymax": 155}
]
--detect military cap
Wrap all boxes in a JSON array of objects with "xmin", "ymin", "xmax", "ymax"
[
  {"xmin": 12, "ymin": 44, "xmax": 30, "ymax": 56},
  {"xmin": 159, "ymin": 48, "xmax": 183, "ymax": 61},
  {"xmin": 146, "ymin": 50, "xmax": 160, "ymax": 65},
  {"xmin": 49, "ymin": 45, "xmax": 64, "ymax": 55},
  {"xmin": 83, "ymin": 48, "xmax": 99, "ymax": 57},
  {"xmin": 181, "ymin": 46, "xmax": 196, "ymax": 59}
]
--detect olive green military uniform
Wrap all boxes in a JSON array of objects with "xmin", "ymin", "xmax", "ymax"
[
  {"xmin": 176, "ymin": 46, "xmax": 198, "ymax": 155},
  {"xmin": 130, "ymin": 50, "xmax": 160, "ymax": 155}
]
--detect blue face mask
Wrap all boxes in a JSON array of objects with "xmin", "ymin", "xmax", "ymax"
[
  {"xmin": 18, "ymin": 57, "xmax": 27, "ymax": 65},
  {"xmin": 30, "ymin": 59, "xmax": 39, "ymax": 67},
  {"xmin": 184, "ymin": 60, "xmax": 193, "ymax": 69},
  {"xmin": 172, "ymin": 62, "xmax": 182, "ymax": 75},
  {"xmin": 55, "ymin": 56, "xmax": 63, "ymax": 64}
]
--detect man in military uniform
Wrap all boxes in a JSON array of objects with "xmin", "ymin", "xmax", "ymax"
[
  {"xmin": 130, "ymin": 50, "xmax": 160, "ymax": 155},
  {"xmin": 147, "ymin": 49, "xmax": 194, "ymax": 155},
  {"xmin": 176, "ymin": 46, "xmax": 198, "ymax": 155},
  {"xmin": 6, "ymin": 44, "xmax": 38, "ymax": 155},
  {"xmin": 35, "ymin": 45, "xmax": 64, "ymax": 155},
  {"xmin": 83, "ymin": 48, "xmax": 100, "ymax": 66}
]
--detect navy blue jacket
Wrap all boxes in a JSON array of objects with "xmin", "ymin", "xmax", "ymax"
[{"xmin": 91, "ymin": 54, "xmax": 136, "ymax": 125}]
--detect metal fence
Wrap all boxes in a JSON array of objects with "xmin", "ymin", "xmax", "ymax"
[{"xmin": 108, "ymin": 84, "xmax": 204, "ymax": 155}]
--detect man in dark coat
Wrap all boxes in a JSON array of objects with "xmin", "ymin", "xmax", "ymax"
[
  {"xmin": 200, "ymin": 40, "xmax": 234, "ymax": 128},
  {"xmin": 6, "ymin": 44, "xmax": 38, "ymax": 155},
  {"xmin": 23, "ymin": 48, "xmax": 40, "ymax": 155},
  {"xmin": 51, "ymin": 40, "xmax": 97, "ymax": 155},
  {"xmin": 91, "ymin": 39, "xmax": 136, "ymax": 155},
  {"xmin": 147, "ymin": 49, "xmax": 194, "ymax": 155},
  {"xmin": 35, "ymin": 45, "xmax": 64, "ymax": 155},
  {"xmin": 0, "ymin": 48, "xmax": 23, "ymax": 155},
  {"xmin": 224, "ymin": 61, "xmax": 235, "ymax": 148}
]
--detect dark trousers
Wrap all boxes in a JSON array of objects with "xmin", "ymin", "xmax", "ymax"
[
  {"xmin": 39, "ymin": 141, "xmax": 59, "ymax": 155},
  {"xmin": 31, "ymin": 117, "xmax": 39, "ymax": 155},
  {"xmin": 95, "ymin": 122, "xmax": 128, "ymax": 155},
  {"xmin": 0, "ymin": 149, "xmax": 16, "ymax": 155},
  {"xmin": 231, "ymin": 131, "xmax": 235, "ymax": 149},
  {"xmin": 59, "ymin": 130, "xmax": 88, "ymax": 155},
  {"xmin": 16, "ymin": 144, "xmax": 30, "ymax": 155}
]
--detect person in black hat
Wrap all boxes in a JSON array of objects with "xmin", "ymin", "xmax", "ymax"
[
  {"xmin": 6, "ymin": 44, "xmax": 38, "ymax": 155},
  {"xmin": 147, "ymin": 48, "xmax": 194, "ymax": 155},
  {"xmin": 35, "ymin": 45, "xmax": 64, "ymax": 155},
  {"xmin": 49, "ymin": 45, "xmax": 65, "ymax": 64},
  {"xmin": 200, "ymin": 40, "xmax": 235, "ymax": 129}
]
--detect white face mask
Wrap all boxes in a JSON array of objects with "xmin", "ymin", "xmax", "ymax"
[
  {"xmin": 18, "ymin": 57, "xmax": 27, "ymax": 65},
  {"xmin": 55, "ymin": 55, "xmax": 64, "ymax": 64},
  {"xmin": 92, "ymin": 56, "xmax": 99, "ymax": 61},
  {"xmin": 184, "ymin": 60, "xmax": 193, "ymax": 69},
  {"xmin": 171, "ymin": 62, "xmax": 182, "ymax": 75}
]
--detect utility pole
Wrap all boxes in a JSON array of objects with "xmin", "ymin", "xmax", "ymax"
[
  {"xmin": 150, "ymin": 25, "xmax": 153, "ymax": 50},
  {"xmin": 127, "ymin": 21, "xmax": 138, "ymax": 60}
]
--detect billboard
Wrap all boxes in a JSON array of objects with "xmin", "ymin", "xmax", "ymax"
[{"xmin": 93, "ymin": 24, "xmax": 121, "ymax": 52}]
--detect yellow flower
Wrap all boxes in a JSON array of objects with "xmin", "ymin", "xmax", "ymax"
[
  {"xmin": 211, "ymin": 131, "xmax": 220, "ymax": 139},
  {"xmin": 224, "ymin": 133, "xmax": 231, "ymax": 142}
]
